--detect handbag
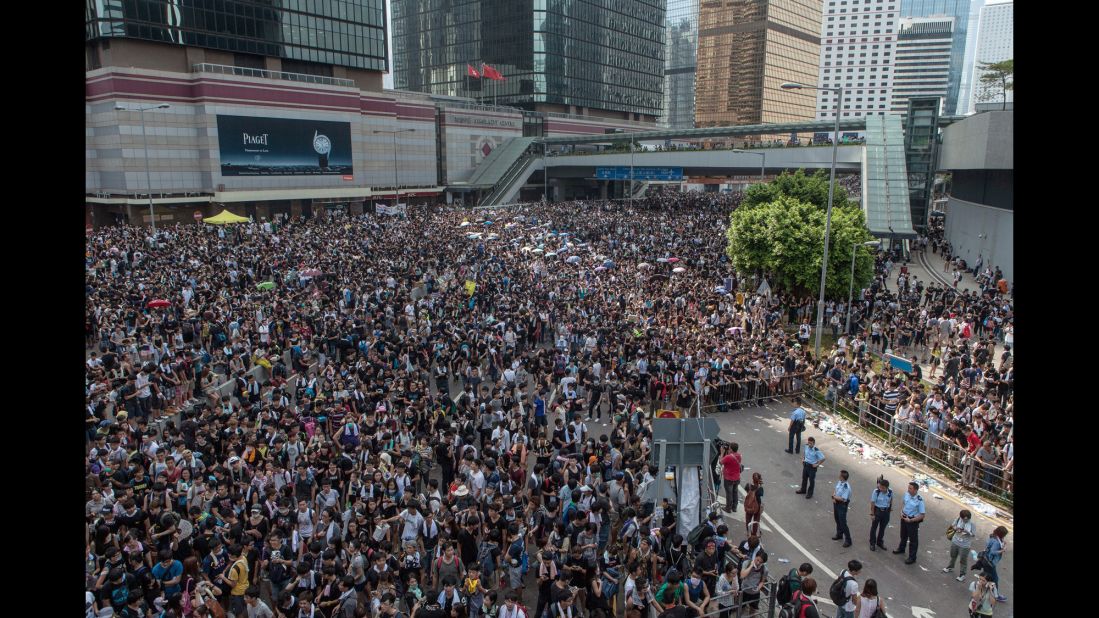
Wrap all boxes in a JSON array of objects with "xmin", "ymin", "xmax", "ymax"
[{"xmin": 946, "ymin": 523, "xmax": 957, "ymax": 541}]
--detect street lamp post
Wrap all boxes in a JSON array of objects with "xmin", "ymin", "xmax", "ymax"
[
  {"xmin": 629, "ymin": 141, "xmax": 635, "ymax": 206},
  {"xmin": 781, "ymin": 82, "xmax": 844, "ymax": 359},
  {"xmin": 373, "ymin": 128, "xmax": 415, "ymax": 211},
  {"xmin": 115, "ymin": 103, "xmax": 171, "ymax": 231},
  {"xmin": 845, "ymin": 240, "xmax": 881, "ymax": 335},
  {"xmin": 730, "ymin": 149, "xmax": 765, "ymax": 184},
  {"xmin": 540, "ymin": 139, "xmax": 548, "ymax": 203}
]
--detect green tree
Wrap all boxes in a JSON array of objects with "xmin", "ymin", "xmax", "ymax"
[
  {"xmin": 977, "ymin": 59, "xmax": 1013, "ymax": 110},
  {"xmin": 726, "ymin": 175, "xmax": 875, "ymax": 299},
  {"xmin": 741, "ymin": 169, "xmax": 857, "ymax": 212}
]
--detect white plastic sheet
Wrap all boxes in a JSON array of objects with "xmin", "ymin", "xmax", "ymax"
[{"xmin": 677, "ymin": 466, "xmax": 701, "ymax": 539}]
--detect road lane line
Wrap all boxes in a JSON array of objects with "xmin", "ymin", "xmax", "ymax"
[{"xmin": 737, "ymin": 485, "xmax": 838, "ymax": 580}]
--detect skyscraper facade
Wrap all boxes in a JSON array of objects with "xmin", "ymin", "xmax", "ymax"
[
  {"xmin": 392, "ymin": 0, "xmax": 666, "ymax": 121},
  {"xmin": 970, "ymin": 0, "xmax": 1012, "ymax": 111},
  {"xmin": 815, "ymin": 0, "xmax": 900, "ymax": 121},
  {"xmin": 955, "ymin": 0, "xmax": 984, "ymax": 116},
  {"xmin": 86, "ymin": 0, "xmax": 389, "ymax": 76},
  {"xmin": 891, "ymin": 16, "xmax": 954, "ymax": 114},
  {"xmin": 899, "ymin": 0, "xmax": 970, "ymax": 115},
  {"xmin": 663, "ymin": 0, "xmax": 700, "ymax": 129},
  {"xmin": 695, "ymin": 0, "xmax": 821, "ymax": 131}
]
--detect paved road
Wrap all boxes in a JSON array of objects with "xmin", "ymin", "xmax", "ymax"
[{"xmin": 706, "ymin": 400, "xmax": 1013, "ymax": 618}]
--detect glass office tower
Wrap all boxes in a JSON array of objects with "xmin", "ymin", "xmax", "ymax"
[
  {"xmin": 392, "ymin": 0, "xmax": 666, "ymax": 119},
  {"xmin": 900, "ymin": 0, "xmax": 970, "ymax": 116},
  {"xmin": 695, "ymin": 0, "xmax": 820, "ymax": 131},
  {"xmin": 86, "ymin": 0, "xmax": 388, "ymax": 72},
  {"xmin": 663, "ymin": 0, "xmax": 699, "ymax": 129}
]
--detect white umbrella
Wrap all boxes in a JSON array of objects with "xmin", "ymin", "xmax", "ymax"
[
  {"xmin": 566, "ymin": 256, "xmax": 582, "ymax": 264},
  {"xmin": 656, "ymin": 258, "xmax": 669, "ymax": 263},
  {"xmin": 486, "ymin": 233, "xmax": 499, "ymax": 240},
  {"xmin": 638, "ymin": 262, "xmax": 652, "ymax": 269},
  {"xmin": 595, "ymin": 254, "xmax": 607, "ymax": 261},
  {"xmin": 544, "ymin": 251, "xmax": 556, "ymax": 258},
  {"xmin": 673, "ymin": 267, "xmax": 686, "ymax": 273},
  {"xmin": 459, "ymin": 221, "xmax": 471, "ymax": 228}
]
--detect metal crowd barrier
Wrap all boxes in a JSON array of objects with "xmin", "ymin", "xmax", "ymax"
[
  {"xmin": 800, "ymin": 382, "xmax": 1013, "ymax": 506},
  {"xmin": 696, "ymin": 372, "xmax": 812, "ymax": 415}
]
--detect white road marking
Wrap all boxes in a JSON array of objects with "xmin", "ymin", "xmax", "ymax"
[
  {"xmin": 736, "ymin": 485, "xmax": 839, "ymax": 580},
  {"xmin": 911, "ymin": 606, "xmax": 936, "ymax": 618}
]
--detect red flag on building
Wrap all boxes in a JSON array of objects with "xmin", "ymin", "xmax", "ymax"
[
  {"xmin": 482, "ymin": 64, "xmax": 506, "ymax": 81},
  {"xmin": 467, "ymin": 64, "xmax": 481, "ymax": 78}
]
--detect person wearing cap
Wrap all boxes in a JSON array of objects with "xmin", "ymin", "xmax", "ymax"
[
  {"xmin": 892, "ymin": 481, "xmax": 925, "ymax": 564},
  {"xmin": 794, "ymin": 437, "xmax": 825, "ymax": 499},
  {"xmin": 785, "ymin": 397, "xmax": 807, "ymax": 454}
]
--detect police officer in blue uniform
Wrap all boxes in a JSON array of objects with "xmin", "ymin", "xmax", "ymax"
[
  {"xmin": 795, "ymin": 437, "xmax": 825, "ymax": 498},
  {"xmin": 892, "ymin": 481, "xmax": 926, "ymax": 564},
  {"xmin": 868, "ymin": 478, "xmax": 892, "ymax": 552},
  {"xmin": 785, "ymin": 397, "xmax": 807, "ymax": 454},
  {"xmin": 831, "ymin": 470, "xmax": 852, "ymax": 547}
]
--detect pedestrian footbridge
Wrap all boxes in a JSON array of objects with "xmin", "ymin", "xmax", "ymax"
[{"xmin": 461, "ymin": 116, "xmax": 918, "ymax": 238}]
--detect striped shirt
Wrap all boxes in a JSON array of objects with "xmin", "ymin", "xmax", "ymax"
[{"xmin": 882, "ymin": 389, "xmax": 901, "ymax": 412}]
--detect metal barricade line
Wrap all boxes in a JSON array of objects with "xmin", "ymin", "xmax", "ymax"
[{"xmin": 800, "ymin": 384, "xmax": 1013, "ymax": 505}]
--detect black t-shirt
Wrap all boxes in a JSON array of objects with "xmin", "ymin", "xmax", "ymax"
[
  {"xmin": 658, "ymin": 605, "xmax": 691, "ymax": 618},
  {"xmin": 117, "ymin": 509, "xmax": 147, "ymax": 534}
]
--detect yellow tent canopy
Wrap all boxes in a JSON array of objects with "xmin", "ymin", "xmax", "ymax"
[{"xmin": 204, "ymin": 209, "xmax": 250, "ymax": 225}]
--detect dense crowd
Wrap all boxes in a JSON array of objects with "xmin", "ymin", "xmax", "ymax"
[
  {"xmin": 84, "ymin": 191, "xmax": 1010, "ymax": 618},
  {"xmin": 803, "ymin": 221, "xmax": 1014, "ymax": 498}
]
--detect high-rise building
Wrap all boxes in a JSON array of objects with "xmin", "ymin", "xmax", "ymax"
[
  {"xmin": 899, "ymin": 0, "xmax": 970, "ymax": 115},
  {"xmin": 970, "ymin": 0, "xmax": 1012, "ymax": 112},
  {"xmin": 815, "ymin": 0, "xmax": 899, "ymax": 122},
  {"xmin": 663, "ymin": 0, "xmax": 700, "ymax": 129},
  {"xmin": 86, "ymin": 0, "xmax": 389, "ymax": 87},
  {"xmin": 955, "ymin": 0, "xmax": 984, "ymax": 116},
  {"xmin": 695, "ymin": 0, "xmax": 821, "ymax": 133},
  {"xmin": 392, "ymin": 0, "xmax": 666, "ymax": 121},
  {"xmin": 891, "ymin": 16, "xmax": 954, "ymax": 115}
]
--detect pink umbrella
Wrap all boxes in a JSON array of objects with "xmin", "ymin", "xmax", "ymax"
[
  {"xmin": 146, "ymin": 299, "xmax": 171, "ymax": 309},
  {"xmin": 667, "ymin": 257, "xmax": 681, "ymax": 263}
]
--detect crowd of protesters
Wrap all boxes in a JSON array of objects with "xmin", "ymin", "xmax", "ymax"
[{"xmin": 84, "ymin": 189, "xmax": 1009, "ymax": 618}]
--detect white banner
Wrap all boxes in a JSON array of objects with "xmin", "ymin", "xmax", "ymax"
[{"xmin": 375, "ymin": 203, "xmax": 407, "ymax": 216}]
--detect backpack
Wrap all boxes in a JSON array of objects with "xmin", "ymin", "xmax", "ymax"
[
  {"xmin": 686, "ymin": 522, "xmax": 710, "ymax": 548},
  {"xmin": 743, "ymin": 486, "xmax": 760, "ymax": 516},
  {"xmin": 777, "ymin": 591, "xmax": 813, "ymax": 618},
  {"xmin": 776, "ymin": 569, "xmax": 800, "ymax": 605},
  {"xmin": 828, "ymin": 573, "xmax": 855, "ymax": 606},
  {"xmin": 620, "ymin": 518, "xmax": 641, "ymax": 548},
  {"xmin": 601, "ymin": 567, "xmax": 621, "ymax": 599}
]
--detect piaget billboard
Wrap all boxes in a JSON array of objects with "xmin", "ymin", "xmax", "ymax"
[{"xmin": 216, "ymin": 115, "xmax": 353, "ymax": 176}]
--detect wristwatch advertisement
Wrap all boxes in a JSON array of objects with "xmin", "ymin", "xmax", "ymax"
[{"xmin": 313, "ymin": 130, "xmax": 332, "ymax": 168}]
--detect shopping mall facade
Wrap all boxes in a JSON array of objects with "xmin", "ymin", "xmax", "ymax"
[{"xmin": 85, "ymin": 1, "xmax": 655, "ymax": 229}]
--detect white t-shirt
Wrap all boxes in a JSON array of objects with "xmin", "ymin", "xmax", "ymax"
[
  {"xmin": 470, "ymin": 470, "xmax": 486, "ymax": 496},
  {"xmin": 400, "ymin": 509, "xmax": 425, "ymax": 541},
  {"xmin": 841, "ymin": 571, "xmax": 860, "ymax": 611}
]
